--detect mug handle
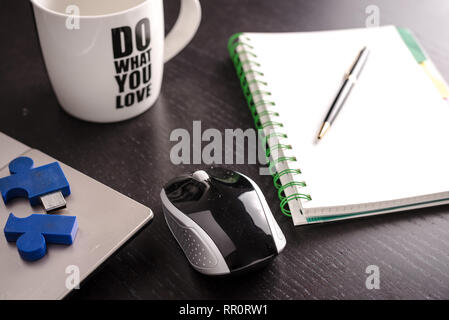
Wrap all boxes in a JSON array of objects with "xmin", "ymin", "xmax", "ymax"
[{"xmin": 164, "ymin": 0, "xmax": 202, "ymax": 63}]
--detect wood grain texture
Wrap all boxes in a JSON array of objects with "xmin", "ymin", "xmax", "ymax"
[{"xmin": 0, "ymin": 0, "xmax": 448, "ymax": 299}]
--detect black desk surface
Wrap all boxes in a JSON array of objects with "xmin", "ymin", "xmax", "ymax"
[{"xmin": 1, "ymin": 0, "xmax": 448, "ymax": 299}]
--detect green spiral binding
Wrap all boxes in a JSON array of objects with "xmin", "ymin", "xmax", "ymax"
[
  {"xmin": 273, "ymin": 168, "xmax": 301, "ymax": 189},
  {"xmin": 280, "ymin": 193, "xmax": 312, "ymax": 217},
  {"xmin": 266, "ymin": 143, "xmax": 292, "ymax": 158},
  {"xmin": 268, "ymin": 156, "xmax": 297, "ymax": 176},
  {"xmin": 254, "ymin": 111, "xmax": 279, "ymax": 131},
  {"xmin": 228, "ymin": 33, "xmax": 311, "ymax": 218},
  {"xmin": 278, "ymin": 181, "xmax": 307, "ymax": 201}
]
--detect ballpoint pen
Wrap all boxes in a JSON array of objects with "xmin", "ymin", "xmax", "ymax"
[{"xmin": 317, "ymin": 46, "xmax": 370, "ymax": 140}]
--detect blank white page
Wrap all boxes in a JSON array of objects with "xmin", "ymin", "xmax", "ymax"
[{"xmin": 244, "ymin": 26, "xmax": 449, "ymax": 218}]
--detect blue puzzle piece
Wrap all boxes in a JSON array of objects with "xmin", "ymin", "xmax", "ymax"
[
  {"xmin": 0, "ymin": 157, "xmax": 70, "ymax": 206},
  {"xmin": 4, "ymin": 213, "xmax": 78, "ymax": 261}
]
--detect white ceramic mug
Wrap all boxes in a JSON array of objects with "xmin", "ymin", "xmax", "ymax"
[{"xmin": 31, "ymin": 0, "xmax": 201, "ymax": 123}]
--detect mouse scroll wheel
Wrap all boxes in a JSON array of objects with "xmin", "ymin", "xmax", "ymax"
[{"xmin": 192, "ymin": 170, "xmax": 210, "ymax": 182}]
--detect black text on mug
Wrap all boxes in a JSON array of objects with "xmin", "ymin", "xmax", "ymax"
[{"xmin": 112, "ymin": 18, "xmax": 152, "ymax": 109}]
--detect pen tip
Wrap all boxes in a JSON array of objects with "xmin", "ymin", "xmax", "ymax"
[{"xmin": 317, "ymin": 122, "xmax": 331, "ymax": 140}]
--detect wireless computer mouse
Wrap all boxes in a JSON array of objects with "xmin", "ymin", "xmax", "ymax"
[{"xmin": 160, "ymin": 168, "xmax": 286, "ymax": 276}]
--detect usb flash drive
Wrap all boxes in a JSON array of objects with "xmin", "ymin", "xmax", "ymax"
[
  {"xmin": 40, "ymin": 191, "xmax": 67, "ymax": 213},
  {"xmin": 0, "ymin": 157, "xmax": 71, "ymax": 212}
]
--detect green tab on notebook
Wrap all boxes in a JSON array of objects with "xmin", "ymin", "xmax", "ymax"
[
  {"xmin": 397, "ymin": 27, "xmax": 449, "ymax": 99},
  {"xmin": 397, "ymin": 27, "xmax": 427, "ymax": 63}
]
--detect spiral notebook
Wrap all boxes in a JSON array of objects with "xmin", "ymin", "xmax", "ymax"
[{"xmin": 228, "ymin": 25, "xmax": 449, "ymax": 225}]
